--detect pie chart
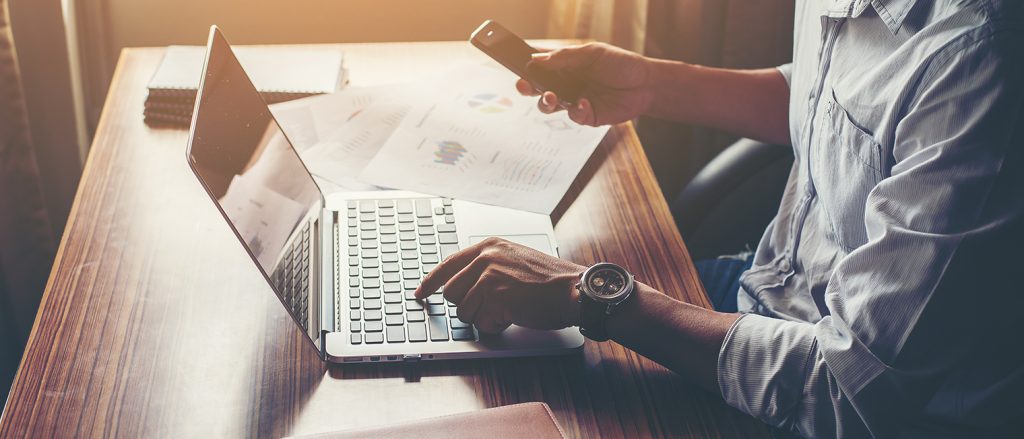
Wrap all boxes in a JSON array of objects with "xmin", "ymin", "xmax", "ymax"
[{"xmin": 467, "ymin": 93, "xmax": 515, "ymax": 113}]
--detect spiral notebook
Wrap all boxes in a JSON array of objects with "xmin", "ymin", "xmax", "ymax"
[{"xmin": 145, "ymin": 45, "xmax": 346, "ymax": 125}]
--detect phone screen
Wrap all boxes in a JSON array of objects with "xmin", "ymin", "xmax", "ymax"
[{"xmin": 471, "ymin": 21, "xmax": 583, "ymax": 103}]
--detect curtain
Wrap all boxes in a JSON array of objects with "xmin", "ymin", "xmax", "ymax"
[
  {"xmin": 0, "ymin": 0, "xmax": 57, "ymax": 397},
  {"xmin": 546, "ymin": 0, "xmax": 795, "ymax": 199}
]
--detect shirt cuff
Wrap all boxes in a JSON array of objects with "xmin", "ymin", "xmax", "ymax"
[
  {"xmin": 717, "ymin": 312, "xmax": 817, "ymax": 425},
  {"xmin": 776, "ymin": 63, "xmax": 793, "ymax": 88}
]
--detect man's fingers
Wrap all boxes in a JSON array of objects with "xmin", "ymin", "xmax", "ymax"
[
  {"xmin": 415, "ymin": 242, "xmax": 486, "ymax": 299},
  {"xmin": 537, "ymin": 92, "xmax": 561, "ymax": 114},
  {"xmin": 439, "ymin": 257, "xmax": 490, "ymax": 305},
  {"xmin": 567, "ymin": 98, "xmax": 596, "ymax": 126},
  {"xmin": 529, "ymin": 44, "xmax": 600, "ymax": 71},
  {"xmin": 516, "ymin": 79, "xmax": 540, "ymax": 97}
]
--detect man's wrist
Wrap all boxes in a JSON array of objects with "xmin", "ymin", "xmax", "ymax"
[{"xmin": 564, "ymin": 276, "xmax": 582, "ymax": 327}]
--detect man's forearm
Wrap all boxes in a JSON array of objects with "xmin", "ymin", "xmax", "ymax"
[
  {"xmin": 643, "ymin": 60, "xmax": 791, "ymax": 146},
  {"xmin": 604, "ymin": 284, "xmax": 740, "ymax": 394}
]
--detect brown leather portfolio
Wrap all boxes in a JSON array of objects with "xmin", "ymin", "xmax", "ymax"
[{"xmin": 285, "ymin": 402, "xmax": 568, "ymax": 439}]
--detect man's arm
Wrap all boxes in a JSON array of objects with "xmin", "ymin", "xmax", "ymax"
[
  {"xmin": 644, "ymin": 62, "xmax": 792, "ymax": 146},
  {"xmin": 519, "ymin": 43, "xmax": 791, "ymax": 145}
]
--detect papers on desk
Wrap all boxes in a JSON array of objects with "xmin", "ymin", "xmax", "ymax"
[{"xmin": 270, "ymin": 63, "xmax": 609, "ymax": 214}]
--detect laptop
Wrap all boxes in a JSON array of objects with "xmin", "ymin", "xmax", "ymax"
[{"xmin": 186, "ymin": 26, "xmax": 584, "ymax": 363}]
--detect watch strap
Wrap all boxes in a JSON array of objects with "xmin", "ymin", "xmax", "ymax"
[{"xmin": 578, "ymin": 294, "xmax": 609, "ymax": 341}]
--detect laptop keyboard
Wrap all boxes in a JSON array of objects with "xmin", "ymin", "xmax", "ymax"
[
  {"xmin": 271, "ymin": 222, "xmax": 311, "ymax": 331},
  {"xmin": 342, "ymin": 198, "xmax": 477, "ymax": 345}
]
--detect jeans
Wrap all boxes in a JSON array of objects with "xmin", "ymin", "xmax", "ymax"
[{"xmin": 694, "ymin": 253, "xmax": 754, "ymax": 313}]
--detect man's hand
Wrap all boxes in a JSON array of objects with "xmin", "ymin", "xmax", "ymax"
[
  {"xmin": 413, "ymin": 237, "xmax": 584, "ymax": 334},
  {"xmin": 517, "ymin": 42, "xmax": 654, "ymax": 126}
]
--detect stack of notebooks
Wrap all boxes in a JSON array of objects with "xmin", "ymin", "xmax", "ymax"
[{"xmin": 145, "ymin": 45, "xmax": 348, "ymax": 126}]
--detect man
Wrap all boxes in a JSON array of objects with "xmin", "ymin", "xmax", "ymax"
[{"xmin": 415, "ymin": 1, "xmax": 1023, "ymax": 437}]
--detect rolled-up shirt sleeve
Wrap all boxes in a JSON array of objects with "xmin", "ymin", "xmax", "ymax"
[
  {"xmin": 717, "ymin": 33, "xmax": 1023, "ymax": 438},
  {"xmin": 776, "ymin": 63, "xmax": 793, "ymax": 88}
]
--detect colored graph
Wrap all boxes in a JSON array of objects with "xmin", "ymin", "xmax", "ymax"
[
  {"xmin": 467, "ymin": 93, "xmax": 515, "ymax": 113},
  {"xmin": 434, "ymin": 140, "xmax": 468, "ymax": 165}
]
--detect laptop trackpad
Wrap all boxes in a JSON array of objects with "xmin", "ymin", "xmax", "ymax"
[{"xmin": 469, "ymin": 234, "xmax": 553, "ymax": 256}]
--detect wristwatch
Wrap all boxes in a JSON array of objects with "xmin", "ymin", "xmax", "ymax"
[{"xmin": 576, "ymin": 262, "xmax": 636, "ymax": 341}]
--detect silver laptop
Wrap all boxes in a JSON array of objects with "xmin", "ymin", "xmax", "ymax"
[{"xmin": 186, "ymin": 26, "xmax": 583, "ymax": 363}]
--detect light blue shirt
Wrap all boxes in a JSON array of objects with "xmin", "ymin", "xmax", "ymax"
[{"xmin": 716, "ymin": 1, "xmax": 1024, "ymax": 437}]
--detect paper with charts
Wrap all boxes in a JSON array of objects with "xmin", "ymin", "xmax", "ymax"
[{"xmin": 360, "ymin": 64, "xmax": 610, "ymax": 214}]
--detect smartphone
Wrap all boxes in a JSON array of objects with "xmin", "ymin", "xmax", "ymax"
[{"xmin": 470, "ymin": 20, "xmax": 584, "ymax": 106}]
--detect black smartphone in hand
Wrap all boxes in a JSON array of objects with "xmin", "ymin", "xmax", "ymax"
[{"xmin": 470, "ymin": 20, "xmax": 584, "ymax": 106}]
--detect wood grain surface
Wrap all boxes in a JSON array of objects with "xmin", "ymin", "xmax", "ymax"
[{"xmin": 0, "ymin": 41, "xmax": 768, "ymax": 438}]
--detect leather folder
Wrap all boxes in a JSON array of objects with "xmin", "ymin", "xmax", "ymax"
[{"xmin": 285, "ymin": 402, "xmax": 567, "ymax": 439}]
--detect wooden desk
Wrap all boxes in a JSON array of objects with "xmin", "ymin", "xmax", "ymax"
[{"xmin": 0, "ymin": 41, "xmax": 767, "ymax": 438}]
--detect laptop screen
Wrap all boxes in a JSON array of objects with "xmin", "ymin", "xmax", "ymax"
[{"xmin": 186, "ymin": 28, "xmax": 324, "ymax": 340}]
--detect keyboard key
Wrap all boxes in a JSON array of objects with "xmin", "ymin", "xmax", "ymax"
[
  {"xmin": 350, "ymin": 310, "xmax": 361, "ymax": 321},
  {"xmin": 359, "ymin": 201, "xmax": 375, "ymax": 213},
  {"xmin": 402, "ymin": 260, "xmax": 419, "ymax": 270},
  {"xmin": 405, "ymin": 300, "xmax": 424, "ymax": 311},
  {"xmin": 363, "ymin": 278, "xmax": 380, "ymax": 289},
  {"xmin": 360, "ymin": 240, "xmax": 378, "ymax": 249},
  {"xmin": 449, "ymin": 307, "xmax": 458, "ymax": 317},
  {"xmin": 421, "ymin": 254, "xmax": 440, "ymax": 264},
  {"xmin": 420, "ymin": 245, "xmax": 438, "ymax": 254},
  {"xmin": 415, "ymin": 199, "xmax": 432, "ymax": 217},
  {"xmin": 383, "ymin": 282, "xmax": 401, "ymax": 293},
  {"xmin": 400, "ymin": 241, "xmax": 417, "ymax": 250},
  {"xmin": 399, "ymin": 231, "xmax": 416, "ymax": 241},
  {"xmin": 347, "ymin": 207, "xmax": 358, "ymax": 217},
  {"xmin": 408, "ymin": 322, "xmax": 427, "ymax": 342},
  {"xmin": 380, "ymin": 234, "xmax": 397, "ymax": 244},
  {"xmin": 385, "ymin": 303, "xmax": 404, "ymax": 314},
  {"xmin": 428, "ymin": 316, "xmax": 449, "ymax": 341},
  {"xmin": 350, "ymin": 322, "xmax": 361, "ymax": 332},
  {"xmin": 359, "ymin": 212, "xmax": 375, "ymax": 222},
  {"xmin": 361, "ymin": 269, "xmax": 380, "ymax": 278},
  {"xmin": 407, "ymin": 310, "xmax": 426, "ymax": 322},
  {"xmin": 364, "ymin": 321, "xmax": 384, "ymax": 332},
  {"xmin": 381, "ymin": 243, "xmax": 398, "ymax": 253},
  {"xmin": 381, "ymin": 253, "xmax": 399, "ymax": 263},
  {"xmin": 349, "ymin": 299, "xmax": 360, "ymax": 309},
  {"xmin": 378, "ymin": 207, "xmax": 395, "ymax": 217},
  {"xmin": 363, "ymin": 249, "xmax": 379, "ymax": 258},
  {"xmin": 348, "ymin": 246, "xmax": 359, "ymax": 256},
  {"xmin": 397, "ymin": 213, "xmax": 415, "ymax": 223},
  {"xmin": 404, "ymin": 290, "xmax": 418, "ymax": 300},
  {"xmin": 348, "ymin": 288, "xmax": 360, "ymax": 298},
  {"xmin": 442, "ymin": 198, "xmax": 452, "ymax": 207},
  {"xmin": 382, "ymin": 272, "xmax": 401, "ymax": 283},
  {"xmin": 359, "ymin": 230, "xmax": 376, "ymax": 240},
  {"xmin": 385, "ymin": 315, "xmax": 404, "ymax": 326},
  {"xmin": 363, "ymin": 299, "xmax": 382, "ymax": 309},
  {"xmin": 438, "ymin": 233, "xmax": 459, "ymax": 245},
  {"xmin": 440, "ymin": 244, "xmax": 460, "ymax": 260},
  {"xmin": 436, "ymin": 224, "xmax": 456, "ymax": 233},
  {"xmin": 444, "ymin": 206, "xmax": 454, "ymax": 215},
  {"xmin": 380, "ymin": 225, "xmax": 397, "ymax": 234},
  {"xmin": 348, "ymin": 266, "xmax": 359, "ymax": 277},
  {"xmin": 360, "ymin": 222, "xmax": 377, "ymax": 232},
  {"xmin": 347, "ymin": 237, "xmax": 358, "ymax": 246},
  {"xmin": 403, "ymin": 280, "xmax": 420, "ymax": 290},
  {"xmin": 401, "ymin": 250, "xmax": 418, "ymax": 260},
  {"xmin": 379, "ymin": 216, "xmax": 396, "ymax": 226},
  {"xmin": 445, "ymin": 215, "xmax": 455, "ymax": 224},
  {"xmin": 365, "ymin": 332, "xmax": 384, "ymax": 344},
  {"xmin": 396, "ymin": 200, "xmax": 413, "ymax": 214},
  {"xmin": 422, "ymin": 263, "xmax": 437, "ymax": 274},
  {"xmin": 403, "ymin": 270, "xmax": 420, "ymax": 280},
  {"xmin": 361, "ymin": 258, "xmax": 380, "ymax": 268},
  {"xmin": 377, "ymin": 200, "xmax": 395, "ymax": 208},
  {"xmin": 399, "ymin": 223, "xmax": 415, "ymax": 232},
  {"xmin": 419, "ymin": 235, "xmax": 437, "ymax": 245},
  {"xmin": 383, "ymin": 293, "xmax": 402, "ymax": 304},
  {"xmin": 434, "ymin": 206, "xmax": 444, "ymax": 215},
  {"xmin": 348, "ymin": 257, "xmax": 359, "ymax": 266},
  {"xmin": 362, "ymin": 289, "xmax": 381, "ymax": 299},
  {"xmin": 382, "ymin": 262, "xmax": 400, "ymax": 273},
  {"xmin": 364, "ymin": 310, "xmax": 383, "ymax": 320},
  {"xmin": 450, "ymin": 317, "xmax": 471, "ymax": 329},
  {"xmin": 427, "ymin": 294, "xmax": 445, "ymax": 305},
  {"xmin": 417, "ymin": 226, "xmax": 434, "ymax": 236},
  {"xmin": 350, "ymin": 333, "xmax": 362, "ymax": 344},
  {"xmin": 426, "ymin": 304, "xmax": 446, "ymax": 315},
  {"xmin": 417, "ymin": 217, "xmax": 433, "ymax": 227},
  {"xmin": 452, "ymin": 328, "xmax": 475, "ymax": 341},
  {"xmin": 387, "ymin": 326, "xmax": 406, "ymax": 343}
]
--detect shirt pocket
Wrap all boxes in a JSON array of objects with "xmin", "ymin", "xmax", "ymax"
[{"xmin": 812, "ymin": 89, "xmax": 884, "ymax": 251}]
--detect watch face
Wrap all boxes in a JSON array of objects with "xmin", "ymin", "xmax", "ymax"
[{"xmin": 587, "ymin": 266, "xmax": 627, "ymax": 297}]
